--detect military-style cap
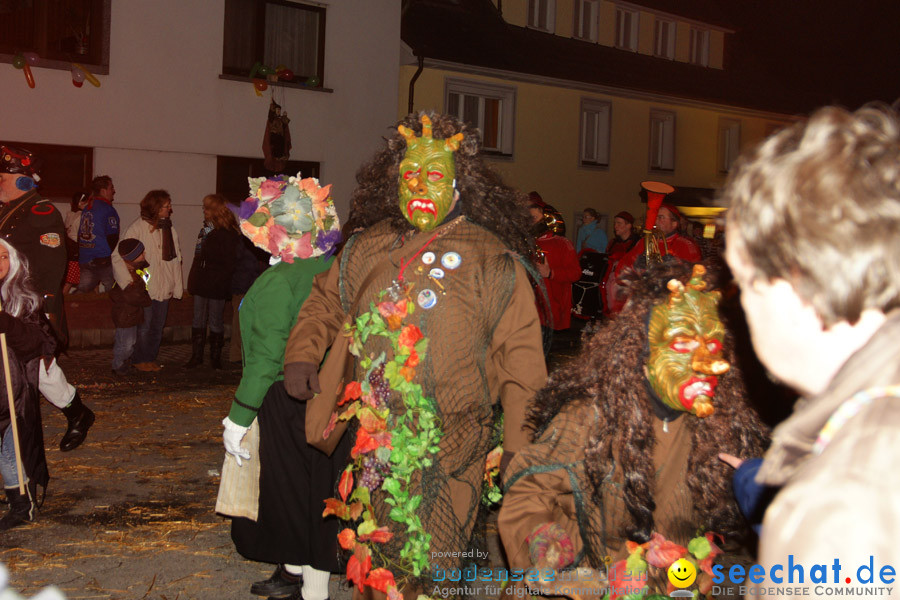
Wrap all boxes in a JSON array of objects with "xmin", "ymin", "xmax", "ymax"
[{"xmin": 0, "ymin": 145, "xmax": 41, "ymax": 181}]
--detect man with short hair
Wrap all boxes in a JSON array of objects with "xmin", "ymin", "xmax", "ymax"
[
  {"xmin": 77, "ymin": 175, "xmax": 119, "ymax": 293},
  {"xmin": 609, "ymin": 204, "xmax": 701, "ymax": 314},
  {"xmin": 722, "ymin": 104, "xmax": 900, "ymax": 587},
  {"xmin": 0, "ymin": 145, "xmax": 96, "ymax": 452}
]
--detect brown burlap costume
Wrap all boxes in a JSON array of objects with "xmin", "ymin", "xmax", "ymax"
[
  {"xmin": 285, "ymin": 217, "xmax": 547, "ymax": 587},
  {"xmin": 498, "ymin": 261, "xmax": 770, "ymax": 597}
]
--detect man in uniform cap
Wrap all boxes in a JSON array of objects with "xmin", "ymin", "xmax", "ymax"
[{"xmin": 0, "ymin": 145, "xmax": 95, "ymax": 452}]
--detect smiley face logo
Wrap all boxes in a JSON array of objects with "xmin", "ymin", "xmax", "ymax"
[{"xmin": 667, "ymin": 558, "xmax": 697, "ymax": 588}]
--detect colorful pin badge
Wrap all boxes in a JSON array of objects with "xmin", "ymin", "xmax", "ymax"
[
  {"xmin": 429, "ymin": 267, "xmax": 445, "ymax": 279},
  {"xmin": 417, "ymin": 289, "xmax": 437, "ymax": 309},
  {"xmin": 422, "ymin": 251, "xmax": 436, "ymax": 265},
  {"xmin": 441, "ymin": 252, "xmax": 461, "ymax": 270}
]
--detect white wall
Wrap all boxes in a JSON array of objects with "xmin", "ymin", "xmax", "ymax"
[{"xmin": 0, "ymin": 0, "xmax": 401, "ymax": 278}]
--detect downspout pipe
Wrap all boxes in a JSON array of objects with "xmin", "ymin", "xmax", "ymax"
[{"xmin": 408, "ymin": 54, "xmax": 425, "ymax": 115}]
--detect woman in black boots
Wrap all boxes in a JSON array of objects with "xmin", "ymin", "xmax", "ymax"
[
  {"xmin": 185, "ymin": 194, "xmax": 239, "ymax": 369},
  {"xmin": 0, "ymin": 239, "xmax": 57, "ymax": 530}
]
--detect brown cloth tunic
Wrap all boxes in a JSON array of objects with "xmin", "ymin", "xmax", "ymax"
[
  {"xmin": 500, "ymin": 400, "xmax": 694, "ymax": 571},
  {"xmin": 285, "ymin": 217, "xmax": 547, "ymax": 579}
]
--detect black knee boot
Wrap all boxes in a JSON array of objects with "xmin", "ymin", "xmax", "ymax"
[
  {"xmin": 184, "ymin": 327, "xmax": 206, "ymax": 368},
  {"xmin": 0, "ymin": 482, "xmax": 37, "ymax": 530},
  {"xmin": 60, "ymin": 391, "xmax": 95, "ymax": 452},
  {"xmin": 209, "ymin": 331, "xmax": 224, "ymax": 370}
]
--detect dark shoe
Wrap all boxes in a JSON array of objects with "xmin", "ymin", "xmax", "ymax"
[
  {"xmin": 267, "ymin": 589, "xmax": 311, "ymax": 600},
  {"xmin": 251, "ymin": 564, "xmax": 301, "ymax": 598},
  {"xmin": 184, "ymin": 327, "xmax": 206, "ymax": 368},
  {"xmin": 0, "ymin": 484, "xmax": 37, "ymax": 531},
  {"xmin": 209, "ymin": 330, "xmax": 225, "ymax": 370},
  {"xmin": 60, "ymin": 391, "xmax": 96, "ymax": 452}
]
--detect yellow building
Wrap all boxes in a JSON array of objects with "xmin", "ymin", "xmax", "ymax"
[{"xmin": 400, "ymin": 0, "xmax": 800, "ymax": 238}]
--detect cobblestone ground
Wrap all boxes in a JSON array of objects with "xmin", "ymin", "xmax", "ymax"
[
  {"xmin": 0, "ymin": 344, "xmax": 359, "ymax": 600},
  {"xmin": 1, "ymin": 331, "xmax": 584, "ymax": 600}
]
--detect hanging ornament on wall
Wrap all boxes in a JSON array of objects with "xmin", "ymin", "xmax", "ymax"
[{"xmin": 263, "ymin": 98, "xmax": 292, "ymax": 172}]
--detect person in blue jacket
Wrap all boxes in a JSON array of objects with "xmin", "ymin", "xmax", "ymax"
[{"xmin": 575, "ymin": 208, "xmax": 608, "ymax": 255}]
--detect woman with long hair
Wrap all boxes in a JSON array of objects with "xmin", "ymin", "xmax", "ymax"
[
  {"xmin": 0, "ymin": 239, "xmax": 56, "ymax": 530},
  {"xmin": 185, "ymin": 194, "xmax": 240, "ymax": 369},
  {"xmin": 111, "ymin": 190, "xmax": 183, "ymax": 372}
]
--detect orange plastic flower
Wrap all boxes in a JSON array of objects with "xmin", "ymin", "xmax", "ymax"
[
  {"xmin": 338, "ymin": 528, "xmax": 357, "ymax": 550},
  {"xmin": 399, "ymin": 366, "xmax": 416, "ymax": 382},
  {"xmin": 404, "ymin": 349, "xmax": 419, "ymax": 368}
]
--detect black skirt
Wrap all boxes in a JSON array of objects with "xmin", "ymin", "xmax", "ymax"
[{"xmin": 231, "ymin": 381, "xmax": 351, "ymax": 570}]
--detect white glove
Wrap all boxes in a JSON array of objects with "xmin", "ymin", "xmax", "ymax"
[{"xmin": 222, "ymin": 417, "xmax": 251, "ymax": 467}]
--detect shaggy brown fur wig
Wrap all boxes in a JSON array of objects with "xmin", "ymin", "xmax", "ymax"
[
  {"xmin": 527, "ymin": 259, "xmax": 770, "ymax": 544},
  {"xmin": 347, "ymin": 112, "xmax": 534, "ymax": 257}
]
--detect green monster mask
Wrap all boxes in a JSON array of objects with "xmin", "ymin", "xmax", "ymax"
[
  {"xmin": 646, "ymin": 264, "xmax": 730, "ymax": 418},
  {"xmin": 398, "ymin": 115, "xmax": 464, "ymax": 232}
]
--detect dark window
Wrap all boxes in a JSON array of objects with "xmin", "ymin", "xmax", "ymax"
[
  {"xmin": 216, "ymin": 155, "xmax": 320, "ymax": 205},
  {"xmin": 1, "ymin": 140, "xmax": 93, "ymax": 202},
  {"xmin": 0, "ymin": 0, "xmax": 110, "ymax": 70},
  {"xmin": 223, "ymin": 0, "xmax": 325, "ymax": 86}
]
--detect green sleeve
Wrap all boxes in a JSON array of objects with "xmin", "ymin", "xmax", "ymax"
[{"xmin": 229, "ymin": 272, "xmax": 297, "ymax": 426}]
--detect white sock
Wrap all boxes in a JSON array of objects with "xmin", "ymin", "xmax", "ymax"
[
  {"xmin": 284, "ymin": 564, "xmax": 304, "ymax": 576},
  {"xmin": 301, "ymin": 566, "xmax": 330, "ymax": 600}
]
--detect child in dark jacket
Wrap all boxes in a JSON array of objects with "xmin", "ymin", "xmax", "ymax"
[{"xmin": 109, "ymin": 239, "xmax": 151, "ymax": 375}]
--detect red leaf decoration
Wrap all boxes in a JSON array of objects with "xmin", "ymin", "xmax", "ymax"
[
  {"xmin": 322, "ymin": 498, "xmax": 350, "ymax": 519},
  {"xmin": 338, "ymin": 467, "xmax": 354, "ymax": 502},
  {"xmin": 346, "ymin": 554, "xmax": 371, "ymax": 592},
  {"xmin": 339, "ymin": 381, "xmax": 362, "ymax": 406},
  {"xmin": 404, "ymin": 349, "xmax": 419, "ymax": 368},
  {"xmin": 351, "ymin": 428, "xmax": 380, "ymax": 458},
  {"xmin": 699, "ymin": 532, "xmax": 723, "ymax": 575},
  {"xmin": 364, "ymin": 568, "xmax": 397, "ymax": 593},
  {"xmin": 398, "ymin": 324, "xmax": 423, "ymax": 349},
  {"xmin": 359, "ymin": 526, "xmax": 394, "ymax": 544},
  {"xmin": 644, "ymin": 532, "xmax": 687, "ymax": 569},
  {"xmin": 608, "ymin": 559, "xmax": 647, "ymax": 600},
  {"xmin": 323, "ymin": 411, "xmax": 339, "ymax": 439}
]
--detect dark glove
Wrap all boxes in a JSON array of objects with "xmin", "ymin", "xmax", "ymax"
[{"xmin": 283, "ymin": 361, "xmax": 321, "ymax": 400}]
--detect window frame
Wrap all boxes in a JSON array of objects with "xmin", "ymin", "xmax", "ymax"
[
  {"xmin": 444, "ymin": 78, "xmax": 517, "ymax": 158},
  {"xmin": 717, "ymin": 118, "xmax": 741, "ymax": 174},
  {"xmin": 0, "ymin": 141, "xmax": 93, "ymax": 202},
  {"xmin": 573, "ymin": 0, "xmax": 600, "ymax": 42},
  {"xmin": 614, "ymin": 6, "xmax": 639, "ymax": 52},
  {"xmin": 527, "ymin": 0, "xmax": 556, "ymax": 33},
  {"xmin": 654, "ymin": 18, "xmax": 676, "ymax": 60},
  {"xmin": 648, "ymin": 109, "xmax": 676, "ymax": 173},
  {"xmin": 222, "ymin": 0, "xmax": 326, "ymax": 87},
  {"xmin": 579, "ymin": 98, "xmax": 612, "ymax": 169},
  {"xmin": 0, "ymin": 0, "xmax": 111, "ymax": 74},
  {"xmin": 216, "ymin": 155, "xmax": 321, "ymax": 205},
  {"xmin": 690, "ymin": 27, "xmax": 710, "ymax": 67}
]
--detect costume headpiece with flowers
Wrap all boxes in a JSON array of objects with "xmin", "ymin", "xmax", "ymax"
[{"xmin": 238, "ymin": 173, "xmax": 341, "ymax": 264}]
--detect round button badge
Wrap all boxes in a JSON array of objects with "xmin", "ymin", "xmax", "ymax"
[
  {"xmin": 417, "ymin": 289, "xmax": 438, "ymax": 309},
  {"xmin": 429, "ymin": 267, "xmax": 445, "ymax": 279},
  {"xmin": 441, "ymin": 252, "xmax": 461, "ymax": 270},
  {"xmin": 421, "ymin": 252, "xmax": 436, "ymax": 265}
]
